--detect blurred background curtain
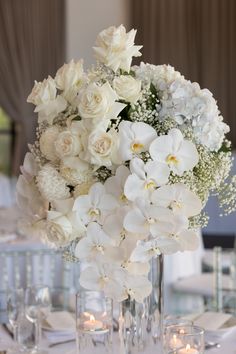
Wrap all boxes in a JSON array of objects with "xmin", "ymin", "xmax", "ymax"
[
  {"xmin": 0, "ymin": 0, "xmax": 65, "ymax": 175},
  {"xmin": 132, "ymin": 0, "xmax": 236, "ymax": 147}
]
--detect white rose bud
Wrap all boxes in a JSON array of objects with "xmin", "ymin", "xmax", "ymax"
[
  {"xmin": 55, "ymin": 131, "xmax": 82, "ymax": 158},
  {"xmin": 113, "ymin": 75, "xmax": 141, "ymax": 103},
  {"xmin": 78, "ymin": 82, "xmax": 125, "ymax": 130},
  {"xmin": 93, "ymin": 25, "xmax": 142, "ymax": 72},
  {"xmin": 39, "ymin": 126, "xmax": 60, "ymax": 161}
]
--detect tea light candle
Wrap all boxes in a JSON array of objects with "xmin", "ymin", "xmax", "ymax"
[
  {"xmin": 170, "ymin": 334, "xmax": 183, "ymax": 349},
  {"xmin": 178, "ymin": 344, "xmax": 199, "ymax": 354},
  {"xmin": 84, "ymin": 314, "xmax": 103, "ymax": 331}
]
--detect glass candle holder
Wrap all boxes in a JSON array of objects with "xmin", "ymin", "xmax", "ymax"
[
  {"xmin": 76, "ymin": 290, "xmax": 113, "ymax": 354},
  {"xmin": 165, "ymin": 325, "xmax": 204, "ymax": 354}
]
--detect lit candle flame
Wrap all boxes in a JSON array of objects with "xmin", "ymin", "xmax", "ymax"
[
  {"xmin": 89, "ymin": 314, "xmax": 95, "ymax": 322},
  {"xmin": 179, "ymin": 329, "xmax": 185, "ymax": 334},
  {"xmin": 186, "ymin": 344, "xmax": 191, "ymax": 351},
  {"xmin": 173, "ymin": 334, "xmax": 177, "ymax": 343}
]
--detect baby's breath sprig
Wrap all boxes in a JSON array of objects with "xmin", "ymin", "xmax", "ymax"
[{"xmin": 94, "ymin": 166, "xmax": 113, "ymax": 183}]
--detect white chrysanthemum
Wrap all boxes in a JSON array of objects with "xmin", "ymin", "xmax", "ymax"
[
  {"xmin": 60, "ymin": 157, "xmax": 93, "ymax": 186},
  {"xmin": 39, "ymin": 126, "xmax": 60, "ymax": 161},
  {"xmin": 37, "ymin": 165, "xmax": 70, "ymax": 201}
]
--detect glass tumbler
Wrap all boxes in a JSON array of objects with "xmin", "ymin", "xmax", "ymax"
[{"xmin": 76, "ymin": 290, "xmax": 113, "ymax": 354}]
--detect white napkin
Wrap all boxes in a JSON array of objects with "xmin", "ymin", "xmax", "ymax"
[
  {"xmin": 194, "ymin": 311, "xmax": 232, "ymax": 331},
  {"xmin": 45, "ymin": 311, "xmax": 75, "ymax": 331},
  {"xmin": 43, "ymin": 311, "xmax": 76, "ymax": 345},
  {"xmin": 192, "ymin": 311, "xmax": 236, "ymax": 342},
  {"xmin": 0, "ymin": 233, "xmax": 16, "ymax": 243}
]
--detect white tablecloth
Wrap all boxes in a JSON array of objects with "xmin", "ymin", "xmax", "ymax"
[{"xmin": 0, "ymin": 325, "xmax": 236, "ymax": 354}]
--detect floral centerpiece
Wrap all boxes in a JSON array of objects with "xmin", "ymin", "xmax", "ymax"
[{"xmin": 17, "ymin": 25, "xmax": 236, "ymax": 304}]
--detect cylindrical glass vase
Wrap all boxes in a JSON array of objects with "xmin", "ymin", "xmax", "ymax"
[{"xmin": 119, "ymin": 255, "xmax": 164, "ymax": 353}]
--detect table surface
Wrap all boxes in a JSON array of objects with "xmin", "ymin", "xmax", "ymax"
[{"xmin": 1, "ymin": 325, "xmax": 236, "ymax": 354}]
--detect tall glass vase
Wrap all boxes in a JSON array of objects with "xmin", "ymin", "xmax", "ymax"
[{"xmin": 119, "ymin": 255, "xmax": 164, "ymax": 353}]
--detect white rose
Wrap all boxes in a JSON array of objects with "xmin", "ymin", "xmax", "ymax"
[
  {"xmin": 39, "ymin": 126, "xmax": 60, "ymax": 161},
  {"xmin": 78, "ymin": 82, "xmax": 125, "ymax": 129},
  {"xmin": 27, "ymin": 76, "xmax": 57, "ymax": 105},
  {"xmin": 27, "ymin": 76, "xmax": 67, "ymax": 125},
  {"xmin": 113, "ymin": 75, "xmax": 141, "ymax": 103},
  {"xmin": 82, "ymin": 129, "xmax": 119, "ymax": 167},
  {"xmin": 55, "ymin": 59, "xmax": 84, "ymax": 91},
  {"xmin": 45, "ymin": 214, "xmax": 73, "ymax": 247},
  {"xmin": 93, "ymin": 25, "xmax": 142, "ymax": 72},
  {"xmin": 55, "ymin": 131, "xmax": 82, "ymax": 158},
  {"xmin": 55, "ymin": 60, "xmax": 86, "ymax": 104}
]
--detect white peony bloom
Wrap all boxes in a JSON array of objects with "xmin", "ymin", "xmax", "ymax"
[
  {"xmin": 124, "ymin": 158, "xmax": 169, "ymax": 201},
  {"xmin": 81, "ymin": 128, "xmax": 118, "ymax": 168},
  {"xmin": 78, "ymin": 82, "xmax": 126, "ymax": 130},
  {"xmin": 74, "ymin": 222, "xmax": 113, "ymax": 261},
  {"xmin": 113, "ymin": 75, "xmax": 141, "ymax": 103},
  {"xmin": 27, "ymin": 76, "xmax": 67, "ymax": 124},
  {"xmin": 118, "ymin": 120, "xmax": 157, "ymax": 161},
  {"xmin": 124, "ymin": 198, "xmax": 179, "ymax": 238},
  {"xmin": 93, "ymin": 24, "xmax": 142, "ymax": 72},
  {"xmin": 73, "ymin": 182, "xmax": 118, "ymax": 225},
  {"xmin": 104, "ymin": 165, "xmax": 130, "ymax": 204},
  {"xmin": 60, "ymin": 157, "xmax": 93, "ymax": 187},
  {"xmin": 39, "ymin": 126, "xmax": 60, "ymax": 161},
  {"xmin": 149, "ymin": 128, "xmax": 199, "ymax": 176},
  {"xmin": 152, "ymin": 183, "xmax": 202, "ymax": 217},
  {"xmin": 37, "ymin": 165, "xmax": 70, "ymax": 201},
  {"xmin": 55, "ymin": 130, "xmax": 82, "ymax": 158}
]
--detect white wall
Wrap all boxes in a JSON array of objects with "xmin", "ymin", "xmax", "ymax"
[{"xmin": 66, "ymin": 0, "xmax": 131, "ymax": 67}]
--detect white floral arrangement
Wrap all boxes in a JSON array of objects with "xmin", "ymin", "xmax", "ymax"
[{"xmin": 17, "ymin": 25, "xmax": 236, "ymax": 303}]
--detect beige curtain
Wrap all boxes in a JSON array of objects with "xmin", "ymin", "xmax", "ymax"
[
  {"xmin": 132, "ymin": 0, "xmax": 236, "ymax": 146},
  {"xmin": 0, "ymin": 0, "xmax": 65, "ymax": 175}
]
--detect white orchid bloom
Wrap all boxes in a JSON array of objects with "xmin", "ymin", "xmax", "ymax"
[
  {"xmin": 124, "ymin": 198, "xmax": 177, "ymax": 238},
  {"xmin": 152, "ymin": 183, "xmax": 202, "ymax": 217},
  {"xmin": 115, "ymin": 272, "xmax": 152, "ymax": 303},
  {"xmin": 73, "ymin": 182, "xmax": 118, "ymax": 225},
  {"xmin": 79, "ymin": 264, "xmax": 126, "ymax": 302},
  {"xmin": 124, "ymin": 158, "xmax": 169, "ymax": 201},
  {"xmin": 149, "ymin": 128, "xmax": 199, "ymax": 176},
  {"xmin": 118, "ymin": 121, "xmax": 157, "ymax": 161},
  {"xmin": 130, "ymin": 238, "xmax": 178, "ymax": 263},
  {"xmin": 74, "ymin": 222, "xmax": 113, "ymax": 261},
  {"xmin": 104, "ymin": 165, "xmax": 130, "ymax": 204},
  {"xmin": 103, "ymin": 206, "xmax": 132, "ymax": 245}
]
